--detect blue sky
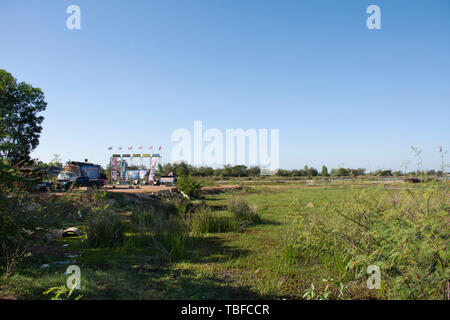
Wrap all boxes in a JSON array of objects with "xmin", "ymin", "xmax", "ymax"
[{"xmin": 0, "ymin": 0, "xmax": 449, "ymax": 171}]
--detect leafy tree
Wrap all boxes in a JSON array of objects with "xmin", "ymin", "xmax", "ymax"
[
  {"xmin": 321, "ymin": 165, "xmax": 328, "ymax": 176},
  {"xmin": 174, "ymin": 161, "xmax": 190, "ymax": 177},
  {"xmin": 0, "ymin": 69, "xmax": 47, "ymax": 164},
  {"xmin": 230, "ymin": 165, "xmax": 248, "ymax": 177},
  {"xmin": 247, "ymin": 166, "xmax": 261, "ymax": 177},
  {"xmin": 337, "ymin": 168, "xmax": 350, "ymax": 176},
  {"xmin": 308, "ymin": 167, "xmax": 318, "ymax": 177}
]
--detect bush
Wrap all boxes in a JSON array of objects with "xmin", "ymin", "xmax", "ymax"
[
  {"xmin": 85, "ymin": 213, "xmax": 125, "ymax": 248},
  {"xmin": 176, "ymin": 175, "xmax": 203, "ymax": 198},
  {"xmin": 0, "ymin": 189, "xmax": 45, "ymax": 276},
  {"xmin": 91, "ymin": 189, "xmax": 108, "ymax": 204},
  {"xmin": 228, "ymin": 197, "xmax": 260, "ymax": 226}
]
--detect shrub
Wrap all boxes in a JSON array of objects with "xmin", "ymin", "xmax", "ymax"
[
  {"xmin": 228, "ymin": 197, "xmax": 260, "ymax": 226},
  {"xmin": 176, "ymin": 175, "xmax": 203, "ymax": 198},
  {"xmin": 0, "ymin": 193, "xmax": 45, "ymax": 276},
  {"xmin": 85, "ymin": 213, "xmax": 125, "ymax": 248},
  {"xmin": 39, "ymin": 192, "xmax": 86, "ymax": 226},
  {"xmin": 91, "ymin": 189, "xmax": 108, "ymax": 204}
]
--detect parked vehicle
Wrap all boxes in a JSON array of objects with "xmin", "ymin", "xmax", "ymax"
[
  {"xmin": 158, "ymin": 176, "xmax": 177, "ymax": 186},
  {"xmin": 62, "ymin": 176, "xmax": 103, "ymax": 190},
  {"xmin": 56, "ymin": 161, "xmax": 104, "ymax": 190}
]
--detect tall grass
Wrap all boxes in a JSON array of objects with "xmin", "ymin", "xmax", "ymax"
[
  {"xmin": 85, "ymin": 213, "xmax": 125, "ymax": 248},
  {"xmin": 150, "ymin": 211, "xmax": 190, "ymax": 260},
  {"xmin": 127, "ymin": 199, "xmax": 191, "ymax": 260},
  {"xmin": 191, "ymin": 206, "xmax": 235, "ymax": 235},
  {"xmin": 228, "ymin": 197, "xmax": 261, "ymax": 226},
  {"xmin": 282, "ymin": 182, "xmax": 450, "ymax": 299}
]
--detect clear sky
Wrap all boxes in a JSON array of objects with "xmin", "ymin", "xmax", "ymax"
[{"xmin": 1, "ymin": 0, "xmax": 449, "ymax": 171}]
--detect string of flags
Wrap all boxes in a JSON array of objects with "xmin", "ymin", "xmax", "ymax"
[
  {"xmin": 107, "ymin": 146, "xmax": 163, "ymax": 161},
  {"xmin": 107, "ymin": 146, "xmax": 162, "ymax": 151}
]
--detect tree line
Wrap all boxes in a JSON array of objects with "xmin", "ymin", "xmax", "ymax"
[{"xmin": 156, "ymin": 162, "xmax": 446, "ymax": 178}]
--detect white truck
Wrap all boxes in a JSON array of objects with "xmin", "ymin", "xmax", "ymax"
[{"xmin": 56, "ymin": 161, "xmax": 104, "ymax": 190}]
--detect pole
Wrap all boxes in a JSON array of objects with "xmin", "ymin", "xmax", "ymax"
[{"xmin": 109, "ymin": 156, "xmax": 112, "ymax": 185}]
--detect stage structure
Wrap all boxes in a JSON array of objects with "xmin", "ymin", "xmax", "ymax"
[{"xmin": 108, "ymin": 147, "xmax": 162, "ymax": 183}]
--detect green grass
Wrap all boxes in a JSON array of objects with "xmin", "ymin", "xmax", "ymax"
[{"xmin": 1, "ymin": 179, "xmax": 448, "ymax": 300}]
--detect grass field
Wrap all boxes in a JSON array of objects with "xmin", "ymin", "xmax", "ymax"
[{"xmin": 0, "ymin": 179, "xmax": 448, "ymax": 300}]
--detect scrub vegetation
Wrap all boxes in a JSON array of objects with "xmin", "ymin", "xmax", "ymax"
[{"xmin": 1, "ymin": 176, "xmax": 448, "ymax": 300}]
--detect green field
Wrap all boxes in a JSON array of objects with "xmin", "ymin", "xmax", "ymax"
[{"xmin": 0, "ymin": 179, "xmax": 448, "ymax": 300}]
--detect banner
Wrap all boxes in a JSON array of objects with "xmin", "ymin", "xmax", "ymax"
[
  {"xmin": 125, "ymin": 170, "xmax": 148, "ymax": 180},
  {"xmin": 125, "ymin": 170, "xmax": 139, "ymax": 180},
  {"xmin": 120, "ymin": 160, "xmax": 126, "ymax": 180},
  {"xmin": 80, "ymin": 165, "xmax": 100, "ymax": 180},
  {"xmin": 110, "ymin": 157, "xmax": 118, "ymax": 181},
  {"xmin": 148, "ymin": 157, "xmax": 158, "ymax": 182}
]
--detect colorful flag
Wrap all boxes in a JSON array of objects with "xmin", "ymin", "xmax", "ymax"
[
  {"xmin": 128, "ymin": 146, "xmax": 133, "ymax": 150},
  {"xmin": 108, "ymin": 146, "xmax": 112, "ymax": 150},
  {"xmin": 138, "ymin": 146, "xmax": 143, "ymax": 150},
  {"xmin": 159, "ymin": 146, "xmax": 162, "ymax": 150},
  {"xmin": 149, "ymin": 146, "xmax": 153, "ymax": 150},
  {"xmin": 118, "ymin": 146, "xmax": 123, "ymax": 150}
]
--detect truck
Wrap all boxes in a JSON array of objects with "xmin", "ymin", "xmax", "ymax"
[
  {"xmin": 56, "ymin": 161, "xmax": 104, "ymax": 190},
  {"xmin": 157, "ymin": 176, "xmax": 177, "ymax": 186}
]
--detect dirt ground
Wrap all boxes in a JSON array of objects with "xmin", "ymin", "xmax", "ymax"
[
  {"xmin": 104, "ymin": 184, "xmax": 175, "ymax": 194},
  {"xmin": 105, "ymin": 184, "xmax": 243, "ymax": 195},
  {"xmin": 35, "ymin": 184, "xmax": 243, "ymax": 197}
]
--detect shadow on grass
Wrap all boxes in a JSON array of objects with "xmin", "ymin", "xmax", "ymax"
[
  {"xmin": 257, "ymin": 218, "xmax": 282, "ymax": 226},
  {"xmin": 184, "ymin": 236, "xmax": 251, "ymax": 264}
]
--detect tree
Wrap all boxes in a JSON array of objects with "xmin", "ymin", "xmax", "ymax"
[
  {"xmin": 308, "ymin": 167, "xmax": 318, "ymax": 177},
  {"xmin": 49, "ymin": 154, "xmax": 63, "ymax": 167},
  {"xmin": 174, "ymin": 161, "xmax": 190, "ymax": 176},
  {"xmin": 247, "ymin": 166, "xmax": 261, "ymax": 177},
  {"xmin": 0, "ymin": 69, "xmax": 47, "ymax": 165},
  {"xmin": 230, "ymin": 165, "xmax": 248, "ymax": 177},
  {"xmin": 321, "ymin": 165, "xmax": 328, "ymax": 176}
]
